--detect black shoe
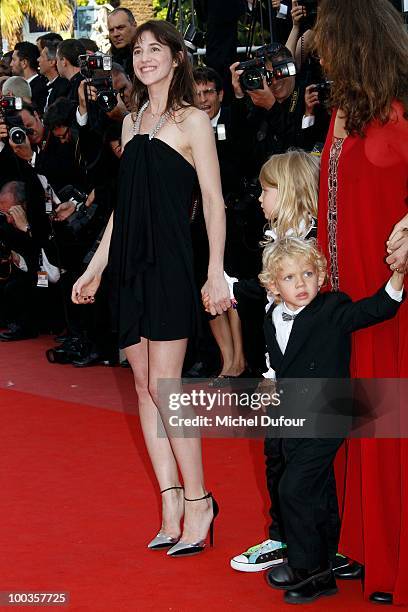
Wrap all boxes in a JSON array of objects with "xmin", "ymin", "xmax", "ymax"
[
  {"xmin": 120, "ymin": 359, "xmax": 131, "ymax": 368},
  {"xmin": 332, "ymin": 553, "xmax": 349, "ymax": 571},
  {"xmin": 183, "ymin": 361, "xmax": 210, "ymax": 378},
  {"xmin": 54, "ymin": 333, "xmax": 69, "ymax": 343},
  {"xmin": 0, "ymin": 324, "xmax": 37, "ymax": 341},
  {"xmin": 334, "ymin": 560, "xmax": 364, "ymax": 580},
  {"xmin": 369, "ymin": 592, "xmax": 393, "ymax": 605},
  {"xmin": 72, "ymin": 352, "xmax": 118, "ymax": 367},
  {"xmin": 266, "ymin": 564, "xmax": 331, "ymax": 591},
  {"xmin": 284, "ymin": 570, "xmax": 338, "ymax": 604}
]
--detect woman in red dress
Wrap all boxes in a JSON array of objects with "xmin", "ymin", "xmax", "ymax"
[{"xmin": 314, "ymin": 0, "xmax": 408, "ymax": 604}]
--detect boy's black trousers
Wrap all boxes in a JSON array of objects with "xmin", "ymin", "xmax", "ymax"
[{"xmin": 265, "ymin": 437, "xmax": 344, "ymax": 569}]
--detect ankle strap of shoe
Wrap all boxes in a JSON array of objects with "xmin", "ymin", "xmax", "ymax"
[
  {"xmin": 184, "ymin": 491, "xmax": 212, "ymax": 502},
  {"xmin": 160, "ymin": 486, "xmax": 184, "ymax": 494}
]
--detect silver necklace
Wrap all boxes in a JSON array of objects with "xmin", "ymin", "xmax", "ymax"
[{"xmin": 133, "ymin": 100, "xmax": 170, "ymax": 140}]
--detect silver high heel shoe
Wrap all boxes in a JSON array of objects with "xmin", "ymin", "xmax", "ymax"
[
  {"xmin": 167, "ymin": 491, "xmax": 219, "ymax": 557},
  {"xmin": 147, "ymin": 486, "xmax": 184, "ymax": 550}
]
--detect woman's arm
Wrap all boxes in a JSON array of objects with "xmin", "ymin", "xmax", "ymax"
[
  {"xmin": 187, "ymin": 109, "xmax": 230, "ymax": 315},
  {"xmin": 71, "ymin": 213, "xmax": 114, "ymax": 303},
  {"xmin": 121, "ymin": 112, "xmax": 134, "ymax": 151},
  {"xmin": 286, "ymin": 2, "xmax": 303, "ymax": 61}
]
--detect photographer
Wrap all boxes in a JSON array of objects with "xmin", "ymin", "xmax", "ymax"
[
  {"xmin": 230, "ymin": 44, "xmax": 327, "ymax": 170},
  {"xmin": 0, "ymin": 181, "xmax": 47, "ymax": 341}
]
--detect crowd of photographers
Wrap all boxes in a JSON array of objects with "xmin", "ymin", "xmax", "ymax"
[{"xmin": 0, "ymin": 1, "xmax": 331, "ymax": 372}]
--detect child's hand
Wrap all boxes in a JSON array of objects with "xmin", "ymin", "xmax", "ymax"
[
  {"xmin": 202, "ymin": 291, "xmax": 211, "ymax": 313},
  {"xmin": 254, "ymin": 378, "xmax": 277, "ymax": 413}
]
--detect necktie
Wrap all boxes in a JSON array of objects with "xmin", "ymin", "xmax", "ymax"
[{"xmin": 282, "ymin": 311, "xmax": 297, "ymax": 322}]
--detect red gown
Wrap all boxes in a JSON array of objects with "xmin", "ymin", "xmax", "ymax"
[{"xmin": 318, "ymin": 103, "xmax": 408, "ymax": 604}]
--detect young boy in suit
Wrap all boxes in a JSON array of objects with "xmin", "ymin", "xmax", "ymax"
[{"xmin": 257, "ymin": 237, "xmax": 404, "ymax": 604}]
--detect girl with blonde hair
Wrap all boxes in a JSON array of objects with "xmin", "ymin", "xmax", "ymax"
[{"xmin": 259, "ymin": 149, "xmax": 319, "ymax": 242}]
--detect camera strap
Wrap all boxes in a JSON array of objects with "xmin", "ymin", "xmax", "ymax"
[{"xmin": 288, "ymin": 89, "xmax": 300, "ymax": 114}]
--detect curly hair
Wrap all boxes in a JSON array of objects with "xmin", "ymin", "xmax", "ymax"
[
  {"xmin": 259, "ymin": 237, "xmax": 327, "ymax": 301},
  {"xmin": 313, "ymin": 0, "xmax": 408, "ymax": 136}
]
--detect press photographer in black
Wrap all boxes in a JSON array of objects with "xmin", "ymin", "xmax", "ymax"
[{"xmin": 230, "ymin": 43, "xmax": 328, "ymax": 173}]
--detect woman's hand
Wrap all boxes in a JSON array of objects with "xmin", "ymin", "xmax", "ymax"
[
  {"xmin": 71, "ymin": 270, "xmax": 102, "ymax": 304},
  {"xmin": 291, "ymin": 0, "xmax": 306, "ymax": 26},
  {"xmin": 201, "ymin": 290, "xmax": 211, "ymax": 313},
  {"xmin": 201, "ymin": 276, "xmax": 230, "ymax": 316},
  {"xmin": 386, "ymin": 213, "xmax": 408, "ymax": 272}
]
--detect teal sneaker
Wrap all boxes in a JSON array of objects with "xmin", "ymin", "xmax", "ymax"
[{"xmin": 230, "ymin": 539, "xmax": 287, "ymax": 572}]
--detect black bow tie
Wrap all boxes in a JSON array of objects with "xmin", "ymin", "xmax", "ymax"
[{"xmin": 282, "ymin": 311, "xmax": 297, "ymax": 322}]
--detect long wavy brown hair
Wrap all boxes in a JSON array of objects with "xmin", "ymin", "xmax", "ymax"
[
  {"xmin": 129, "ymin": 20, "xmax": 196, "ymax": 118},
  {"xmin": 313, "ymin": 0, "xmax": 408, "ymax": 136}
]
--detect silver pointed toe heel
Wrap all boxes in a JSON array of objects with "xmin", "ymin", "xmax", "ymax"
[
  {"xmin": 167, "ymin": 491, "xmax": 219, "ymax": 557},
  {"xmin": 147, "ymin": 532, "xmax": 180, "ymax": 550},
  {"xmin": 147, "ymin": 485, "xmax": 183, "ymax": 550}
]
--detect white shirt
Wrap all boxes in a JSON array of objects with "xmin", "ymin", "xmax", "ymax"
[
  {"xmin": 45, "ymin": 76, "xmax": 58, "ymax": 110},
  {"xmin": 211, "ymin": 109, "xmax": 221, "ymax": 128},
  {"xmin": 26, "ymin": 73, "xmax": 39, "ymax": 85}
]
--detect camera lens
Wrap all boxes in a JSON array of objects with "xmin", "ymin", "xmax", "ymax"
[
  {"xmin": 9, "ymin": 126, "xmax": 26, "ymax": 145},
  {"xmin": 240, "ymin": 68, "xmax": 264, "ymax": 92}
]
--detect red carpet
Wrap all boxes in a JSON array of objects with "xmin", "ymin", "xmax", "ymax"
[{"xmin": 0, "ymin": 339, "xmax": 380, "ymax": 611}]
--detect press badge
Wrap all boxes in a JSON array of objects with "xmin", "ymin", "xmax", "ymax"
[
  {"xmin": 37, "ymin": 271, "xmax": 49, "ymax": 287},
  {"xmin": 216, "ymin": 124, "xmax": 226, "ymax": 141}
]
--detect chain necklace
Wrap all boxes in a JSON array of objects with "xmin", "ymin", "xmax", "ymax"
[{"xmin": 133, "ymin": 100, "xmax": 170, "ymax": 140}]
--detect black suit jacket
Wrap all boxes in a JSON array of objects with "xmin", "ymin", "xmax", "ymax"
[
  {"xmin": 264, "ymin": 287, "xmax": 403, "ymax": 379},
  {"xmin": 45, "ymin": 76, "xmax": 70, "ymax": 109},
  {"xmin": 29, "ymin": 74, "xmax": 48, "ymax": 115}
]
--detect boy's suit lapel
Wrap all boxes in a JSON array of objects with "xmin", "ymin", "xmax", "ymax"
[
  {"xmin": 279, "ymin": 294, "xmax": 325, "ymax": 375},
  {"xmin": 265, "ymin": 304, "xmax": 284, "ymax": 371}
]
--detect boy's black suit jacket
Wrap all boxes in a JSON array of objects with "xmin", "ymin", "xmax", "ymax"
[{"xmin": 264, "ymin": 286, "xmax": 403, "ymax": 379}]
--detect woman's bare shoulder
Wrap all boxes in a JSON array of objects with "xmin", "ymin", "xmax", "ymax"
[{"xmin": 175, "ymin": 105, "xmax": 211, "ymax": 129}]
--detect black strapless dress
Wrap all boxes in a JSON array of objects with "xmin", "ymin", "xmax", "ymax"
[{"xmin": 109, "ymin": 134, "xmax": 199, "ymax": 349}]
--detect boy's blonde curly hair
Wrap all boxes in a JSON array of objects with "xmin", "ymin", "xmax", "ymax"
[{"xmin": 259, "ymin": 237, "xmax": 327, "ymax": 302}]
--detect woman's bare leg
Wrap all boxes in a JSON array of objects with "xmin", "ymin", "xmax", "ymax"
[
  {"xmin": 125, "ymin": 339, "xmax": 183, "ymax": 539},
  {"xmin": 149, "ymin": 339, "xmax": 214, "ymax": 544}
]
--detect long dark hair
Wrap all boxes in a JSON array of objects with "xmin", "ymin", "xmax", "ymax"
[
  {"xmin": 130, "ymin": 20, "xmax": 196, "ymax": 117},
  {"xmin": 313, "ymin": 0, "xmax": 408, "ymax": 136}
]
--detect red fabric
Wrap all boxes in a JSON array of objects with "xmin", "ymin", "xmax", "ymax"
[{"xmin": 318, "ymin": 103, "xmax": 408, "ymax": 603}]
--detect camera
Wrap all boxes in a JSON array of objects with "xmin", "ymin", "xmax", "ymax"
[
  {"xmin": 78, "ymin": 54, "xmax": 117, "ymax": 113},
  {"xmin": 298, "ymin": 0, "xmax": 318, "ymax": 29},
  {"xmin": 0, "ymin": 95, "xmax": 23, "ymax": 113},
  {"xmin": 58, "ymin": 185, "xmax": 97, "ymax": 236},
  {"xmin": 0, "ymin": 96, "xmax": 33, "ymax": 144},
  {"xmin": 237, "ymin": 57, "xmax": 296, "ymax": 92},
  {"xmin": 314, "ymin": 80, "xmax": 333, "ymax": 104},
  {"xmin": 46, "ymin": 336, "xmax": 90, "ymax": 364}
]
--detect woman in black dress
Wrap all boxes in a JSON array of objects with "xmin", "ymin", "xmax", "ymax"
[{"xmin": 72, "ymin": 21, "xmax": 230, "ymax": 556}]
